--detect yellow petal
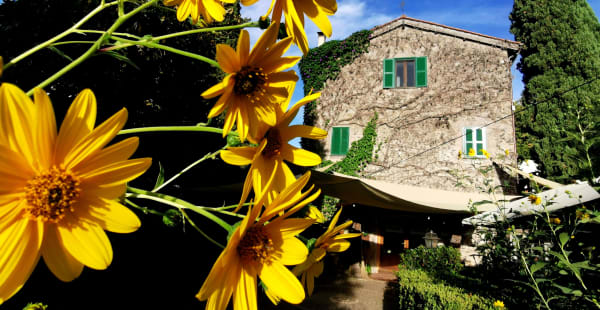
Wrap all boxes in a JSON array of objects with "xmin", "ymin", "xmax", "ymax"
[
  {"xmin": 176, "ymin": 0, "xmax": 193, "ymax": 21},
  {"xmin": 202, "ymin": 75, "xmax": 231, "ymax": 99},
  {"xmin": 57, "ymin": 218, "xmax": 113, "ymax": 270},
  {"xmin": 33, "ymin": 88, "xmax": 57, "ymax": 170},
  {"xmin": 236, "ymin": 30, "xmax": 250, "ymax": 65},
  {"xmin": 71, "ymin": 137, "xmax": 140, "ymax": 175},
  {"xmin": 41, "ymin": 225, "xmax": 84, "ymax": 282},
  {"xmin": 236, "ymin": 103, "xmax": 250, "ymax": 143},
  {"xmin": 221, "ymin": 146, "xmax": 256, "ymax": 166},
  {"xmin": 222, "ymin": 105, "xmax": 237, "ymax": 138},
  {"xmin": 54, "ymin": 89, "xmax": 97, "ymax": 165},
  {"xmin": 248, "ymin": 22, "xmax": 279, "ymax": 64},
  {"xmin": 0, "ymin": 83, "xmax": 36, "ymax": 167},
  {"xmin": 258, "ymin": 262, "xmax": 305, "ymax": 304},
  {"xmin": 63, "ymin": 108, "xmax": 128, "ymax": 169},
  {"xmin": 198, "ymin": 251, "xmax": 240, "ymax": 310},
  {"xmin": 269, "ymin": 218, "xmax": 315, "ymax": 240},
  {"xmin": 315, "ymin": 0, "xmax": 337, "ymax": 14},
  {"xmin": 80, "ymin": 158, "xmax": 152, "ymax": 188},
  {"xmin": 81, "ymin": 183, "xmax": 127, "ymax": 201},
  {"xmin": 0, "ymin": 217, "xmax": 42, "ymax": 303},
  {"xmin": 204, "ymin": 0, "xmax": 227, "ymax": 22},
  {"xmin": 0, "ymin": 144, "xmax": 33, "ymax": 194},
  {"xmin": 79, "ymin": 197, "xmax": 141, "ymax": 233},
  {"xmin": 281, "ymin": 125, "xmax": 327, "ymax": 142},
  {"xmin": 208, "ymin": 82, "xmax": 234, "ymax": 118},
  {"xmin": 281, "ymin": 145, "xmax": 321, "ymax": 166},
  {"xmin": 216, "ymin": 44, "xmax": 241, "ymax": 73},
  {"xmin": 326, "ymin": 239, "xmax": 351, "ymax": 252},
  {"xmin": 233, "ymin": 266, "xmax": 257, "ymax": 310},
  {"xmin": 267, "ymin": 70, "xmax": 299, "ymax": 84},
  {"xmin": 277, "ymin": 236, "xmax": 309, "ymax": 265}
]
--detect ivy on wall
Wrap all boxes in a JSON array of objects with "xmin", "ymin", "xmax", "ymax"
[
  {"xmin": 326, "ymin": 113, "xmax": 379, "ymax": 177},
  {"xmin": 299, "ymin": 29, "xmax": 372, "ymax": 152}
]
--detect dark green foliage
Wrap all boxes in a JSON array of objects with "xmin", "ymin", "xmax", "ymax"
[
  {"xmin": 396, "ymin": 268, "xmax": 497, "ymax": 310},
  {"xmin": 326, "ymin": 113, "xmax": 378, "ymax": 176},
  {"xmin": 298, "ymin": 29, "xmax": 371, "ymax": 151},
  {"xmin": 399, "ymin": 245, "xmax": 463, "ymax": 275},
  {"xmin": 510, "ymin": 0, "xmax": 600, "ymax": 182},
  {"xmin": 0, "ymin": 0, "xmax": 245, "ymax": 127}
]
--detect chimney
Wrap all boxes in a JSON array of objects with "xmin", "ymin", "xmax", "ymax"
[{"xmin": 317, "ymin": 32, "xmax": 326, "ymax": 47}]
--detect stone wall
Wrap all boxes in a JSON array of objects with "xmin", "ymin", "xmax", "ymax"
[{"xmin": 316, "ymin": 22, "xmax": 519, "ymax": 193}]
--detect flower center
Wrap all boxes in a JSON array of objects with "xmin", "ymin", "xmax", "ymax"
[
  {"xmin": 25, "ymin": 166, "xmax": 81, "ymax": 223},
  {"xmin": 234, "ymin": 66, "xmax": 267, "ymax": 98},
  {"xmin": 261, "ymin": 128, "xmax": 282, "ymax": 159},
  {"xmin": 237, "ymin": 226, "xmax": 275, "ymax": 264}
]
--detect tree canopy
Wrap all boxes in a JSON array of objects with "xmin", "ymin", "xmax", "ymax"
[{"xmin": 510, "ymin": 0, "xmax": 600, "ymax": 183}]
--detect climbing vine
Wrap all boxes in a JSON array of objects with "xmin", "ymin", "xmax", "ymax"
[
  {"xmin": 298, "ymin": 29, "xmax": 372, "ymax": 130},
  {"xmin": 327, "ymin": 113, "xmax": 379, "ymax": 177}
]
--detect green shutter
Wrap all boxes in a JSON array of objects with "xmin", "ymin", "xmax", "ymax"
[
  {"xmin": 341, "ymin": 127, "xmax": 349, "ymax": 155},
  {"xmin": 476, "ymin": 128, "xmax": 483, "ymax": 141},
  {"xmin": 331, "ymin": 127, "xmax": 341, "ymax": 155},
  {"xmin": 465, "ymin": 129, "xmax": 472, "ymax": 142},
  {"xmin": 476, "ymin": 143, "xmax": 484, "ymax": 155},
  {"xmin": 415, "ymin": 57, "xmax": 427, "ymax": 87},
  {"xmin": 466, "ymin": 143, "xmax": 473, "ymax": 153},
  {"xmin": 383, "ymin": 59, "xmax": 395, "ymax": 88}
]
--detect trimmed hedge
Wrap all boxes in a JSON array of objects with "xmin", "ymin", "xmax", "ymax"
[
  {"xmin": 396, "ymin": 269, "xmax": 498, "ymax": 310},
  {"xmin": 399, "ymin": 245, "xmax": 463, "ymax": 275}
]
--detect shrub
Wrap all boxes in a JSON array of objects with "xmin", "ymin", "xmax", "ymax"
[
  {"xmin": 399, "ymin": 245, "xmax": 463, "ymax": 275},
  {"xmin": 396, "ymin": 268, "xmax": 497, "ymax": 310}
]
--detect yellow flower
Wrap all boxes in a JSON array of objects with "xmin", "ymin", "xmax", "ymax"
[
  {"xmin": 202, "ymin": 22, "xmax": 300, "ymax": 142},
  {"xmin": 457, "ymin": 150, "xmax": 463, "ymax": 159},
  {"xmin": 504, "ymin": 149, "xmax": 510, "ymax": 156},
  {"xmin": 292, "ymin": 207, "xmax": 360, "ymax": 296},
  {"xmin": 306, "ymin": 206, "xmax": 325, "ymax": 224},
  {"xmin": 481, "ymin": 149, "xmax": 490, "ymax": 159},
  {"xmin": 468, "ymin": 148, "xmax": 476, "ymax": 157},
  {"xmin": 528, "ymin": 194, "xmax": 541, "ymax": 205},
  {"xmin": 0, "ymin": 84, "xmax": 152, "ymax": 304},
  {"xmin": 258, "ymin": 0, "xmax": 337, "ymax": 55},
  {"xmin": 550, "ymin": 217, "xmax": 561, "ymax": 225},
  {"xmin": 493, "ymin": 300, "xmax": 505, "ymax": 308},
  {"xmin": 197, "ymin": 172, "xmax": 321, "ymax": 310},
  {"xmin": 220, "ymin": 90, "xmax": 326, "ymax": 206},
  {"xmin": 163, "ymin": 0, "xmax": 236, "ymax": 24}
]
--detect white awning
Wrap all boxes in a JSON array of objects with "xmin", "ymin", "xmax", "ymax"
[
  {"xmin": 309, "ymin": 170, "xmax": 520, "ymax": 214},
  {"xmin": 461, "ymin": 183, "xmax": 600, "ymax": 226}
]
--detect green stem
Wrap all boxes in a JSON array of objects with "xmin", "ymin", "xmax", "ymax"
[
  {"xmin": 153, "ymin": 145, "xmax": 227, "ymax": 192},
  {"xmin": 25, "ymin": 0, "xmax": 159, "ymax": 96},
  {"xmin": 514, "ymin": 235, "xmax": 552, "ymax": 310},
  {"xmin": 78, "ymin": 29, "xmax": 143, "ymax": 39},
  {"xmin": 51, "ymin": 41, "xmax": 98, "ymax": 46},
  {"xmin": 125, "ymin": 198, "xmax": 163, "ymax": 216},
  {"xmin": 126, "ymin": 186, "xmax": 232, "ymax": 232},
  {"xmin": 153, "ymin": 21, "xmax": 259, "ymax": 41},
  {"xmin": 180, "ymin": 209, "xmax": 225, "ymax": 249},
  {"xmin": 3, "ymin": 1, "xmax": 119, "ymax": 71},
  {"xmin": 110, "ymin": 36, "xmax": 220, "ymax": 68},
  {"xmin": 118, "ymin": 125, "xmax": 225, "ymax": 135}
]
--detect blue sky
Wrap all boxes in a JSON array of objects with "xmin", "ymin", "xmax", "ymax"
[{"xmin": 240, "ymin": 0, "xmax": 600, "ymax": 145}]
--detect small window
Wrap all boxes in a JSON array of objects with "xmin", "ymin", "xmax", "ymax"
[
  {"xmin": 331, "ymin": 127, "xmax": 349, "ymax": 155},
  {"xmin": 383, "ymin": 57, "xmax": 427, "ymax": 88},
  {"xmin": 463, "ymin": 127, "xmax": 486, "ymax": 158}
]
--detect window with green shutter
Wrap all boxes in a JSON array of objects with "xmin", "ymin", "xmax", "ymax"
[
  {"xmin": 382, "ymin": 57, "xmax": 427, "ymax": 88},
  {"xmin": 463, "ymin": 127, "xmax": 486, "ymax": 158},
  {"xmin": 331, "ymin": 127, "xmax": 350, "ymax": 155}
]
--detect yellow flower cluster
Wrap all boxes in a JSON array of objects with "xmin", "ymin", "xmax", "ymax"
[
  {"xmin": 528, "ymin": 194, "xmax": 542, "ymax": 205},
  {"xmin": 493, "ymin": 300, "xmax": 505, "ymax": 308}
]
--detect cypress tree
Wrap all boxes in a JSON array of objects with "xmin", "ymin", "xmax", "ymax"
[{"xmin": 510, "ymin": 0, "xmax": 600, "ymax": 183}]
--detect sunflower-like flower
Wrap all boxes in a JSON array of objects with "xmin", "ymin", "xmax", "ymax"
[
  {"xmin": 481, "ymin": 149, "xmax": 490, "ymax": 159},
  {"xmin": 468, "ymin": 148, "xmax": 476, "ymax": 157},
  {"xmin": 258, "ymin": 0, "xmax": 337, "ymax": 55},
  {"xmin": 197, "ymin": 172, "xmax": 321, "ymax": 310},
  {"xmin": 528, "ymin": 194, "xmax": 542, "ymax": 205},
  {"xmin": 292, "ymin": 207, "xmax": 360, "ymax": 296},
  {"xmin": 163, "ymin": 0, "xmax": 236, "ymax": 24},
  {"xmin": 220, "ymin": 89, "xmax": 326, "ymax": 206},
  {"xmin": 0, "ymin": 84, "xmax": 151, "ymax": 303},
  {"xmin": 202, "ymin": 22, "xmax": 300, "ymax": 142}
]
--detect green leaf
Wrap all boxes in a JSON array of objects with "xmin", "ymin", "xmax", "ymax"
[
  {"xmin": 98, "ymin": 50, "xmax": 141, "ymax": 70},
  {"xmin": 47, "ymin": 46, "xmax": 73, "ymax": 62},
  {"xmin": 559, "ymin": 269, "xmax": 568, "ymax": 275},
  {"xmin": 531, "ymin": 262, "xmax": 547, "ymax": 274},
  {"xmin": 153, "ymin": 162, "xmax": 165, "ymax": 191},
  {"xmin": 559, "ymin": 232, "xmax": 569, "ymax": 247}
]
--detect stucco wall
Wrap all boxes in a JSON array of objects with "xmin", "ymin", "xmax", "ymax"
[{"xmin": 315, "ymin": 23, "xmax": 518, "ymax": 193}]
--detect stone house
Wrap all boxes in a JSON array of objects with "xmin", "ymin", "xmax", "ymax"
[
  {"xmin": 306, "ymin": 16, "xmax": 522, "ymax": 275},
  {"xmin": 314, "ymin": 15, "xmax": 521, "ymax": 192}
]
